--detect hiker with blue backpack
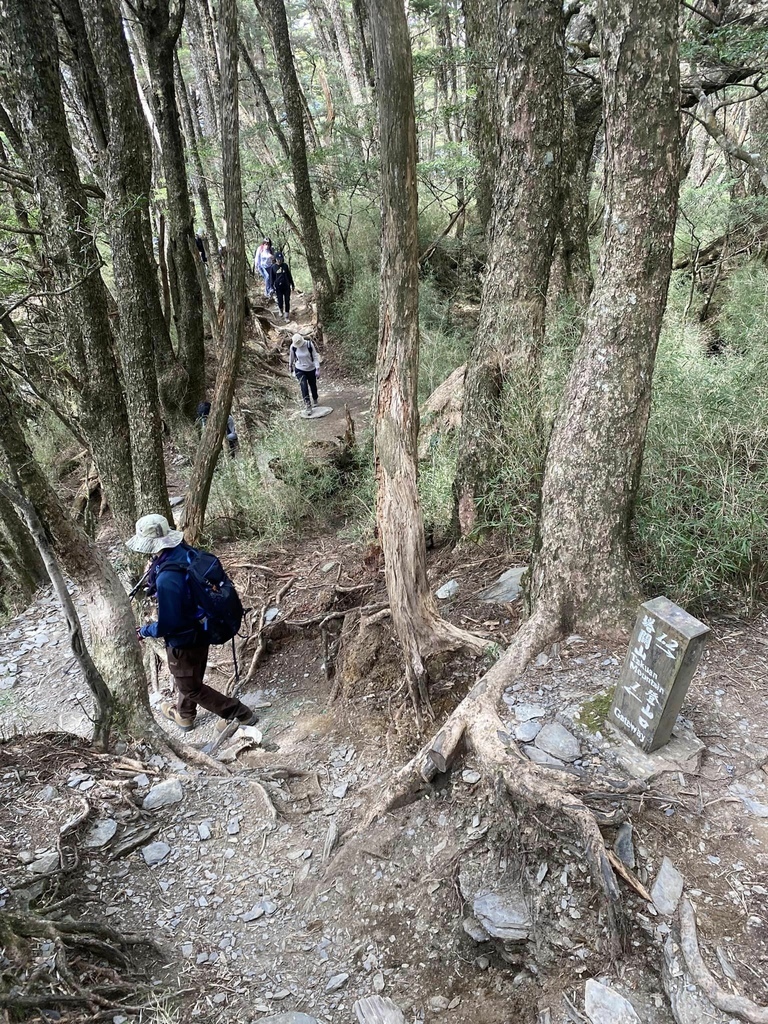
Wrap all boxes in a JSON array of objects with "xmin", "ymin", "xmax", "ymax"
[{"xmin": 126, "ymin": 514, "xmax": 259, "ymax": 733}]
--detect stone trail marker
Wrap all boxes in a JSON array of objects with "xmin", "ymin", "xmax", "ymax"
[{"xmin": 609, "ymin": 596, "xmax": 709, "ymax": 753}]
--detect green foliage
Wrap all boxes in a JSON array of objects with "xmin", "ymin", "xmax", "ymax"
[
  {"xmin": 634, "ymin": 270, "xmax": 768, "ymax": 613},
  {"xmin": 207, "ymin": 420, "xmax": 374, "ymax": 545},
  {"xmin": 418, "ymin": 433, "xmax": 458, "ymax": 533}
]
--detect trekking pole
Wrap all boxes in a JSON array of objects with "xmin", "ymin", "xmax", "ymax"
[
  {"xmin": 128, "ymin": 566, "xmax": 151, "ymax": 601},
  {"xmin": 231, "ymin": 636, "xmax": 240, "ymax": 689}
]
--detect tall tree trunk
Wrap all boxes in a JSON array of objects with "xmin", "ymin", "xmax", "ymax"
[
  {"xmin": 71, "ymin": 0, "xmax": 176, "ymax": 517},
  {"xmin": 257, "ymin": 0, "xmax": 333, "ymax": 329},
  {"xmin": 239, "ymin": 39, "xmax": 290, "ymax": 159},
  {"xmin": 454, "ymin": 0, "xmax": 564, "ymax": 536},
  {"xmin": 0, "ymin": 0, "xmax": 136, "ymax": 535},
  {"xmin": 137, "ymin": 0, "xmax": 206, "ymax": 415},
  {"xmin": 530, "ymin": 0, "xmax": 680, "ymax": 631},
  {"xmin": 324, "ymin": 0, "xmax": 366, "ymax": 108},
  {"xmin": 175, "ymin": 52, "xmax": 223, "ymax": 293},
  {"xmin": 185, "ymin": 0, "xmax": 245, "ymax": 546},
  {"xmin": 0, "ymin": 382, "xmax": 151, "ymax": 734},
  {"xmin": 351, "ymin": 0, "xmax": 374, "ymax": 91},
  {"xmin": 369, "ymin": 0, "xmax": 488, "ymax": 727},
  {"xmin": 184, "ymin": 0, "xmax": 220, "ymax": 136},
  {"xmin": 462, "ymin": 0, "xmax": 497, "ymax": 234},
  {"xmin": 0, "ymin": 489, "xmax": 46, "ymax": 599},
  {"xmin": 553, "ymin": 82, "xmax": 601, "ymax": 308}
]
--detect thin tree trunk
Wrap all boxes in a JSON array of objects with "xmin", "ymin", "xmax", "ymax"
[
  {"xmin": 0, "ymin": 477, "xmax": 114, "ymax": 748},
  {"xmin": 137, "ymin": 0, "xmax": 206, "ymax": 415},
  {"xmin": 324, "ymin": 0, "xmax": 366, "ymax": 108},
  {"xmin": 0, "ymin": 489, "xmax": 46, "ymax": 599},
  {"xmin": 0, "ymin": 382, "xmax": 151, "ymax": 733},
  {"xmin": 454, "ymin": 0, "xmax": 564, "ymax": 536},
  {"xmin": 239, "ymin": 39, "xmax": 290, "ymax": 159},
  {"xmin": 462, "ymin": 0, "xmax": 497, "ymax": 234},
  {"xmin": 257, "ymin": 0, "xmax": 333, "ymax": 329},
  {"xmin": 530, "ymin": 0, "xmax": 680, "ymax": 631},
  {"xmin": 185, "ymin": 0, "xmax": 245, "ymax": 546},
  {"xmin": 185, "ymin": 0, "xmax": 220, "ymax": 136},
  {"xmin": 369, "ymin": 0, "xmax": 488, "ymax": 728},
  {"xmin": 0, "ymin": 0, "xmax": 136, "ymax": 535},
  {"xmin": 351, "ymin": 0, "xmax": 374, "ymax": 90},
  {"xmin": 175, "ymin": 52, "xmax": 223, "ymax": 293},
  {"xmin": 72, "ymin": 0, "xmax": 176, "ymax": 516}
]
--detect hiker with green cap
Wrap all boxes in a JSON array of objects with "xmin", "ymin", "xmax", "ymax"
[{"xmin": 126, "ymin": 514, "xmax": 259, "ymax": 733}]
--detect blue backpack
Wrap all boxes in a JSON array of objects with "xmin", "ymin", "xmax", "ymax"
[{"xmin": 160, "ymin": 548, "xmax": 244, "ymax": 645}]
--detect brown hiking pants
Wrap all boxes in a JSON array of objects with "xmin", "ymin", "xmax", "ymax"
[{"xmin": 167, "ymin": 644, "xmax": 251, "ymax": 722}]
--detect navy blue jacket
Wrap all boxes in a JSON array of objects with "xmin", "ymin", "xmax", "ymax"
[
  {"xmin": 268, "ymin": 260, "xmax": 294, "ymax": 293},
  {"xmin": 139, "ymin": 544, "xmax": 202, "ymax": 649}
]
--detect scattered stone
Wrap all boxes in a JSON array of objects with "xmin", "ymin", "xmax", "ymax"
[
  {"xmin": 473, "ymin": 890, "xmax": 531, "ymax": 942},
  {"xmin": 522, "ymin": 745, "xmax": 565, "ymax": 767},
  {"xmin": 584, "ymin": 980, "xmax": 641, "ymax": 1024},
  {"xmin": 142, "ymin": 778, "xmax": 184, "ymax": 811},
  {"xmin": 475, "ymin": 956, "xmax": 490, "ymax": 970},
  {"xmin": 514, "ymin": 720, "xmax": 542, "ymax": 743},
  {"xmin": 141, "ymin": 841, "xmax": 171, "ymax": 866},
  {"xmin": 39, "ymin": 785, "xmax": 56, "ymax": 802},
  {"xmin": 261, "ymin": 1016, "xmax": 319, "ymax": 1024},
  {"xmin": 133, "ymin": 774, "xmax": 150, "ymax": 789},
  {"xmin": 436, "ymin": 580, "xmax": 459, "ymax": 600},
  {"xmin": 373, "ymin": 972, "xmax": 385, "ymax": 993},
  {"xmin": 242, "ymin": 906, "xmax": 265, "ymax": 923},
  {"xmin": 197, "ymin": 821, "xmax": 212, "ymax": 841},
  {"xmin": 477, "ymin": 566, "xmax": 525, "ymax": 604},
  {"xmin": 651, "ymin": 857, "xmax": 684, "ymax": 916},
  {"xmin": 326, "ymin": 972, "xmax": 349, "ymax": 993},
  {"xmin": 227, "ymin": 817, "xmax": 240, "ymax": 835},
  {"xmin": 17, "ymin": 850, "xmax": 35, "ymax": 865},
  {"xmin": 534, "ymin": 722, "xmax": 581, "ymax": 762},
  {"xmin": 332, "ymin": 782, "xmax": 348, "ymax": 799},
  {"xmin": 353, "ymin": 998, "xmax": 406, "ymax": 1024},
  {"xmin": 613, "ymin": 823, "xmax": 635, "ymax": 869},
  {"xmin": 321, "ymin": 562, "xmax": 336, "ymax": 573},
  {"xmin": 27, "ymin": 851, "xmax": 59, "ymax": 875},
  {"xmin": 514, "ymin": 704, "xmax": 546, "ymax": 723},
  {"xmin": 429, "ymin": 996, "xmax": 450, "ymax": 1012},
  {"xmin": 83, "ymin": 819, "xmax": 118, "ymax": 849},
  {"xmin": 534, "ymin": 652, "xmax": 550, "ymax": 668},
  {"xmin": 462, "ymin": 770, "xmax": 481, "ymax": 785},
  {"xmin": 728, "ymin": 775, "xmax": 768, "ymax": 817},
  {"xmin": 264, "ymin": 607, "xmax": 280, "ymax": 624},
  {"xmin": 462, "ymin": 916, "xmax": 489, "ymax": 942}
]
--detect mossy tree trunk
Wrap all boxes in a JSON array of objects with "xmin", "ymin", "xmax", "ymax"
[
  {"xmin": 0, "ymin": 0, "xmax": 136, "ymax": 535},
  {"xmin": 137, "ymin": 0, "xmax": 206, "ymax": 415},
  {"xmin": 454, "ymin": 0, "xmax": 565, "ymax": 536},
  {"xmin": 257, "ymin": 0, "xmax": 333, "ymax": 329},
  {"xmin": 184, "ymin": 0, "xmax": 245, "ymax": 546},
  {"xmin": 530, "ymin": 0, "xmax": 680, "ymax": 632}
]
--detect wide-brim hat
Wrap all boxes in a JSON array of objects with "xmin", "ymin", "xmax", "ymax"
[{"xmin": 125, "ymin": 513, "xmax": 184, "ymax": 555}]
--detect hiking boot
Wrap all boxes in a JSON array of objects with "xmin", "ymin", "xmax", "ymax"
[
  {"xmin": 214, "ymin": 711, "xmax": 259, "ymax": 734},
  {"xmin": 160, "ymin": 701, "xmax": 195, "ymax": 733}
]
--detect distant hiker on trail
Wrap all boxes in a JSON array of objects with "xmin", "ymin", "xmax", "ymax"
[
  {"xmin": 254, "ymin": 237, "xmax": 274, "ymax": 296},
  {"xmin": 268, "ymin": 252, "xmax": 295, "ymax": 321},
  {"xmin": 196, "ymin": 402, "xmax": 239, "ymax": 457},
  {"xmin": 289, "ymin": 333, "xmax": 321, "ymax": 413},
  {"xmin": 127, "ymin": 514, "xmax": 259, "ymax": 734}
]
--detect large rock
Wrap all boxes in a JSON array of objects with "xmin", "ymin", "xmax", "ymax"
[
  {"xmin": 473, "ymin": 890, "xmax": 531, "ymax": 942},
  {"xmin": 83, "ymin": 818, "xmax": 118, "ymax": 849},
  {"xmin": 27, "ymin": 851, "xmax": 60, "ymax": 875},
  {"xmin": 354, "ymin": 996, "xmax": 406, "ymax": 1024},
  {"xmin": 651, "ymin": 857, "xmax": 684, "ymax": 916},
  {"xmin": 584, "ymin": 980, "xmax": 642, "ymax": 1024},
  {"xmin": 142, "ymin": 778, "xmax": 184, "ymax": 811},
  {"xmin": 514, "ymin": 704, "xmax": 546, "ymax": 723},
  {"xmin": 522, "ymin": 745, "xmax": 564, "ymax": 767},
  {"xmin": 477, "ymin": 567, "xmax": 526, "ymax": 604},
  {"xmin": 534, "ymin": 722, "xmax": 581, "ymax": 762},
  {"xmin": 514, "ymin": 721, "xmax": 542, "ymax": 743}
]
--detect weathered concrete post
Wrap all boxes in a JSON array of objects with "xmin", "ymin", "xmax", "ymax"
[{"xmin": 609, "ymin": 596, "xmax": 710, "ymax": 753}]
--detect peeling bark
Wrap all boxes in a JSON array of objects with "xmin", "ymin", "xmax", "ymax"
[{"xmin": 370, "ymin": 0, "xmax": 489, "ymax": 727}]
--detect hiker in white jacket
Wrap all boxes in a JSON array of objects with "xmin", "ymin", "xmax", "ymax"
[{"xmin": 289, "ymin": 333, "xmax": 321, "ymax": 412}]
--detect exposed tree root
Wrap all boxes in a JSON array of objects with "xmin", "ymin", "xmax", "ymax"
[
  {"xmin": 349, "ymin": 611, "xmax": 630, "ymax": 952},
  {"xmin": 680, "ymin": 897, "xmax": 768, "ymax": 1023}
]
